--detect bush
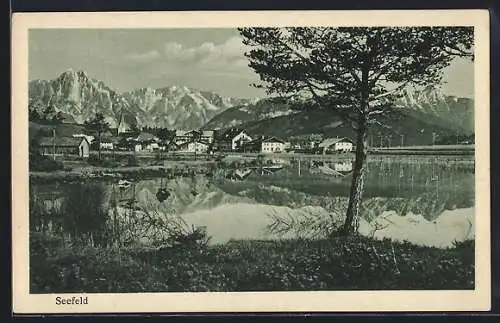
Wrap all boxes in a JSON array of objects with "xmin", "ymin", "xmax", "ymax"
[{"xmin": 29, "ymin": 152, "xmax": 64, "ymax": 172}]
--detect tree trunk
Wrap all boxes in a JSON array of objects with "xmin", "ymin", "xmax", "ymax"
[
  {"xmin": 98, "ymin": 130, "xmax": 102, "ymax": 161},
  {"xmin": 340, "ymin": 122, "xmax": 369, "ymax": 236}
]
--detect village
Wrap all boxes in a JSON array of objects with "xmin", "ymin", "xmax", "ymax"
[{"xmin": 34, "ymin": 116, "xmax": 355, "ymax": 161}]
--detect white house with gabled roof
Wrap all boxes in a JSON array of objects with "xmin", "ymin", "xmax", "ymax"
[{"xmin": 318, "ymin": 137, "xmax": 354, "ymax": 154}]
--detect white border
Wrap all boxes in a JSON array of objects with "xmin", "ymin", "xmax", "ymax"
[{"xmin": 12, "ymin": 10, "xmax": 491, "ymax": 313}]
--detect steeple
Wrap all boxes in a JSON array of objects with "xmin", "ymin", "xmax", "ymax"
[{"xmin": 117, "ymin": 112, "xmax": 129, "ymax": 135}]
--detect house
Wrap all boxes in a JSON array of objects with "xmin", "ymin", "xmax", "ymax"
[
  {"xmin": 261, "ymin": 137, "xmax": 286, "ymax": 153},
  {"xmin": 176, "ymin": 140, "xmax": 210, "ymax": 154},
  {"xmin": 244, "ymin": 136, "xmax": 286, "ymax": 153},
  {"xmin": 136, "ymin": 132, "xmax": 159, "ymax": 143},
  {"xmin": 173, "ymin": 130, "xmax": 214, "ymax": 146},
  {"xmin": 318, "ymin": 137, "xmax": 354, "ymax": 154},
  {"xmin": 201, "ymin": 130, "xmax": 215, "ymax": 144},
  {"xmin": 144, "ymin": 142, "xmax": 162, "ymax": 152},
  {"xmin": 38, "ymin": 136, "xmax": 90, "ymax": 158},
  {"xmin": 99, "ymin": 135, "xmax": 119, "ymax": 150},
  {"xmin": 132, "ymin": 132, "xmax": 161, "ymax": 152},
  {"xmin": 72, "ymin": 133, "xmax": 94, "ymax": 145},
  {"xmin": 215, "ymin": 128, "xmax": 253, "ymax": 152},
  {"xmin": 172, "ymin": 129, "xmax": 213, "ymax": 153},
  {"xmin": 173, "ymin": 130, "xmax": 191, "ymax": 145}
]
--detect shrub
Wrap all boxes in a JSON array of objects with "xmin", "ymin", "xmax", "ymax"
[{"xmin": 58, "ymin": 182, "xmax": 111, "ymax": 247}]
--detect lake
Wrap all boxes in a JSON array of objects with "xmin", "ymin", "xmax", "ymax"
[{"xmin": 30, "ymin": 155, "xmax": 475, "ymax": 249}]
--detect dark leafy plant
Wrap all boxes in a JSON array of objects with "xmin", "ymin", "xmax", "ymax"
[{"xmin": 59, "ymin": 182, "xmax": 111, "ymax": 247}]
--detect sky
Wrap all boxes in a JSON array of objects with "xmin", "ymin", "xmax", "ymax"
[{"xmin": 29, "ymin": 28, "xmax": 474, "ymax": 99}]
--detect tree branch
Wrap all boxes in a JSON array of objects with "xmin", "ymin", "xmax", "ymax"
[
  {"xmin": 443, "ymin": 46, "xmax": 473, "ymax": 58},
  {"xmin": 369, "ymin": 55, "xmax": 404, "ymax": 85},
  {"xmin": 276, "ymin": 34, "xmax": 363, "ymax": 90},
  {"xmin": 347, "ymin": 68, "xmax": 362, "ymax": 86},
  {"xmin": 371, "ymin": 79, "xmax": 412, "ymax": 100},
  {"xmin": 304, "ymin": 80, "xmax": 358, "ymax": 123}
]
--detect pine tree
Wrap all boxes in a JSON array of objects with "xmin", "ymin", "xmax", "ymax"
[{"xmin": 239, "ymin": 27, "xmax": 473, "ymax": 235}]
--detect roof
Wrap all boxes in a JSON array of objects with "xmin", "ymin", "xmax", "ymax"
[
  {"xmin": 72, "ymin": 134, "xmax": 95, "ymax": 143},
  {"xmin": 101, "ymin": 136, "xmax": 120, "ymax": 144},
  {"xmin": 248, "ymin": 136, "xmax": 285, "ymax": 145},
  {"xmin": 136, "ymin": 132, "xmax": 157, "ymax": 142},
  {"xmin": 318, "ymin": 137, "xmax": 352, "ymax": 148},
  {"xmin": 38, "ymin": 136, "xmax": 87, "ymax": 147},
  {"xmin": 262, "ymin": 137, "xmax": 285, "ymax": 144},
  {"xmin": 177, "ymin": 139, "xmax": 211, "ymax": 148},
  {"xmin": 185, "ymin": 130, "xmax": 202, "ymax": 137},
  {"xmin": 216, "ymin": 128, "xmax": 248, "ymax": 140},
  {"xmin": 202, "ymin": 130, "xmax": 214, "ymax": 137}
]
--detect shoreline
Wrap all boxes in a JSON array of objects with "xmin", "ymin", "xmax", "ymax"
[
  {"xmin": 29, "ymin": 152, "xmax": 475, "ymax": 183},
  {"xmin": 29, "ymin": 164, "xmax": 215, "ymax": 184}
]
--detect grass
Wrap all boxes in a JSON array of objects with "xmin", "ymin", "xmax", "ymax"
[{"xmin": 30, "ymin": 231, "xmax": 474, "ymax": 293}]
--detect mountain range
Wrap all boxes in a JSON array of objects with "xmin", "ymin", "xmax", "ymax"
[
  {"xmin": 29, "ymin": 69, "xmax": 255, "ymax": 130},
  {"xmin": 28, "ymin": 70, "xmax": 474, "ymax": 145}
]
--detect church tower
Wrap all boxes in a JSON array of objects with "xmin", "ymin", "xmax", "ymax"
[{"xmin": 117, "ymin": 112, "xmax": 130, "ymax": 135}]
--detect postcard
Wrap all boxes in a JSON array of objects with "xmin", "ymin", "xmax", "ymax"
[{"xmin": 12, "ymin": 9, "xmax": 491, "ymax": 313}]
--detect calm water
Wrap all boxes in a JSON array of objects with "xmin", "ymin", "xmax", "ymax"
[{"xmin": 30, "ymin": 155, "xmax": 475, "ymax": 248}]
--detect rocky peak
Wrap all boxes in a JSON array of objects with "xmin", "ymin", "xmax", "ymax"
[
  {"xmin": 29, "ymin": 69, "xmax": 255, "ymax": 130},
  {"xmin": 399, "ymin": 86, "xmax": 446, "ymax": 105}
]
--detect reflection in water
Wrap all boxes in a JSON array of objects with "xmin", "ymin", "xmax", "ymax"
[
  {"xmin": 308, "ymin": 161, "xmax": 354, "ymax": 177},
  {"xmin": 156, "ymin": 188, "xmax": 171, "ymax": 202},
  {"xmin": 30, "ymin": 156, "xmax": 475, "ymax": 248}
]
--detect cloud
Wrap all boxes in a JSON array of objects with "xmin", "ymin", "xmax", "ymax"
[
  {"xmin": 122, "ymin": 36, "xmax": 250, "ymax": 71},
  {"xmin": 122, "ymin": 36, "xmax": 257, "ymax": 92},
  {"xmin": 162, "ymin": 36, "xmax": 249, "ymax": 69},
  {"xmin": 124, "ymin": 50, "xmax": 161, "ymax": 63}
]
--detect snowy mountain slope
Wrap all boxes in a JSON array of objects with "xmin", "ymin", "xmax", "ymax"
[{"xmin": 28, "ymin": 69, "xmax": 254, "ymax": 130}]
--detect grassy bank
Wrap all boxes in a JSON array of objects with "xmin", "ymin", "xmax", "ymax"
[{"xmin": 30, "ymin": 231, "xmax": 474, "ymax": 293}]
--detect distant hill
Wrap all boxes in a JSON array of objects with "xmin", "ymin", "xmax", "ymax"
[
  {"xmin": 228, "ymin": 110, "xmax": 457, "ymax": 147},
  {"xmin": 203, "ymin": 87, "xmax": 474, "ymax": 146},
  {"xmin": 203, "ymin": 98, "xmax": 296, "ymax": 130}
]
